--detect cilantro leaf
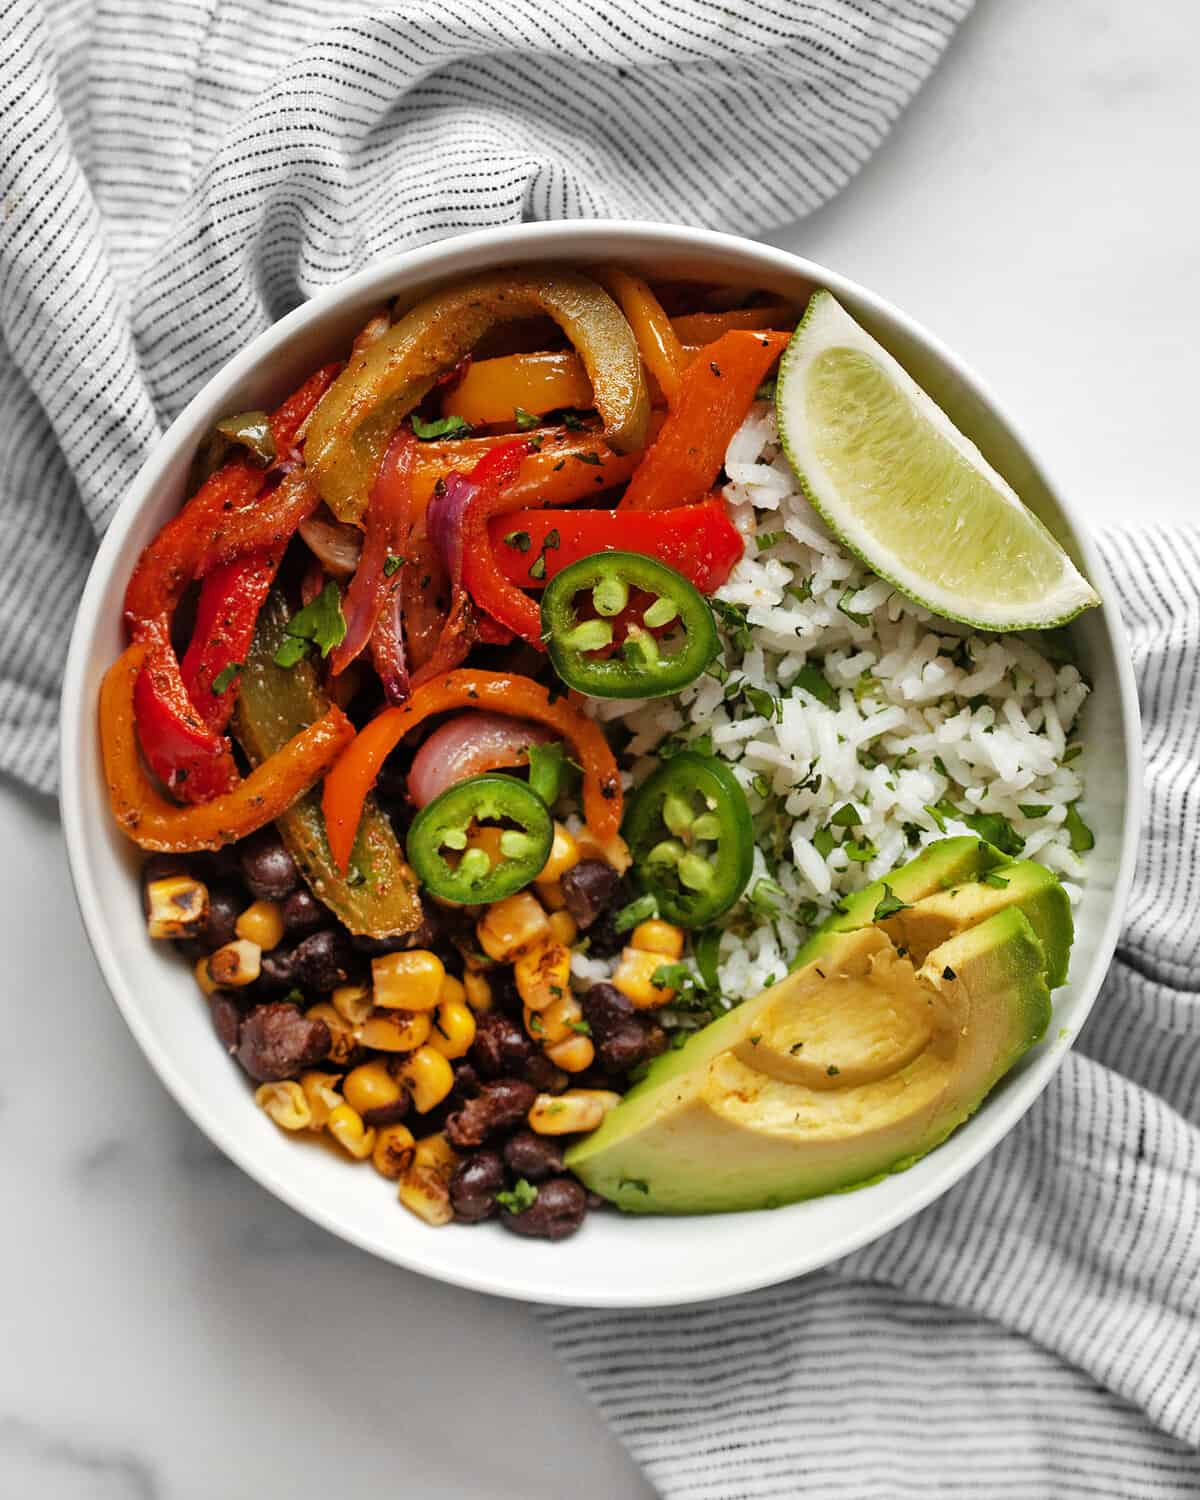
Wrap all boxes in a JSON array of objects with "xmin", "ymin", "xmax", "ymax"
[
  {"xmin": 1064, "ymin": 801, "xmax": 1095, "ymax": 853},
  {"xmin": 503, "ymin": 529, "xmax": 531, "ymax": 553},
  {"xmin": 1018, "ymin": 804, "xmax": 1050, "ymax": 819},
  {"xmin": 792, "ymin": 663, "xmax": 837, "ymax": 709},
  {"xmin": 410, "ymin": 413, "xmax": 472, "ymax": 441},
  {"xmin": 812, "ymin": 825, "xmax": 836, "ymax": 858},
  {"xmin": 514, "ymin": 406, "xmax": 540, "ymax": 430},
  {"xmin": 211, "ymin": 661, "xmax": 244, "ymax": 695},
  {"xmin": 614, "ymin": 893, "xmax": 658, "ymax": 933},
  {"xmin": 830, "ymin": 802, "xmax": 860, "ymax": 828},
  {"xmin": 843, "ymin": 838, "xmax": 877, "ymax": 863},
  {"xmin": 873, "ymin": 883, "xmax": 911, "ymax": 921},
  {"xmin": 838, "ymin": 588, "xmax": 871, "ymax": 626},
  {"xmin": 496, "ymin": 1179, "xmax": 539, "ymax": 1214},
  {"xmin": 383, "ymin": 554, "xmax": 405, "ymax": 578},
  {"xmin": 273, "ymin": 581, "xmax": 346, "ymax": 668},
  {"xmin": 959, "ymin": 810, "xmax": 1025, "ymax": 856},
  {"xmin": 745, "ymin": 877, "xmax": 786, "ymax": 917}
]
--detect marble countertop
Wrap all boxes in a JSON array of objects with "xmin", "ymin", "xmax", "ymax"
[{"xmin": 6, "ymin": 2, "xmax": 1196, "ymax": 1494}]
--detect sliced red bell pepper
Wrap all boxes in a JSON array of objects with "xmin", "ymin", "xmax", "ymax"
[
  {"xmin": 618, "ymin": 329, "xmax": 790, "ymax": 511},
  {"xmin": 487, "ymin": 497, "xmax": 743, "ymax": 597},
  {"xmin": 123, "ymin": 368, "xmax": 339, "ymax": 803},
  {"xmin": 180, "ymin": 544, "xmax": 286, "ymax": 733}
]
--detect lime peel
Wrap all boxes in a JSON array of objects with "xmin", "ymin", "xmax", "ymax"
[{"xmin": 775, "ymin": 291, "xmax": 1099, "ymax": 631}]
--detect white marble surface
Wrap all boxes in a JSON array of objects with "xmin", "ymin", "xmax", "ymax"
[{"xmin": 6, "ymin": 2, "xmax": 1197, "ymax": 1494}]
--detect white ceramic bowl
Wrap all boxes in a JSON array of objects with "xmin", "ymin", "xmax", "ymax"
[{"xmin": 61, "ymin": 222, "xmax": 1141, "ymax": 1307}]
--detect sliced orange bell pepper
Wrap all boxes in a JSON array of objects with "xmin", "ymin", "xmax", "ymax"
[
  {"xmin": 322, "ymin": 671, "xmax": 622, "ymax": 874},
  {"xmin": 102, "ymin": 644, "xmax": 356, "ymax": 852},
  {"xmin": 619, "ymin": 330, "xmax": 791, "ymax": 512},
  {"xmin": 670, "ymin": 303, "xmax": 797, "ymax": 345}
]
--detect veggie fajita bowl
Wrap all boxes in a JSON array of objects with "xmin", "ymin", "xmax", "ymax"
[{"xmin": 62, "ymin": 222, "xmax": 1139, "ymax": 1306}]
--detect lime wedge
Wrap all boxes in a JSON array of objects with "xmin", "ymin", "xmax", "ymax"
[{"xmin": 775, "ymin": 291, "xmax": 1099, "ymax": 630}]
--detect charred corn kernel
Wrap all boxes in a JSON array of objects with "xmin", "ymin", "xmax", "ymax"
[
  {"xmin": 395, "ymin": 1045, "xmax": 454, "ymax": 1113},
  {"xmin": 527, "ymin": 1088, "xmax": 621, "ymax": 1135},
  {"xmin": 545, "ymin": 1034, "xmax": 595, "ymax": 1073},
  {"xmin": 412, "ymin": 1131, "xmax": 458, "ymax": 1173},
  {"xmin": 576, "ymin": 830, "xmax": 632, "ymax": 874},
  {"xmin": 477, "ymin": 892, "xmax": 550, "ymax": 963},
  {"xmin": 540, "ymin": 822, "xmax": 580, "ymax": 883},
  {"xmin": 343, "ymin": 1059, "xmax": 403, "ymax": 1117},
  {"xmin": 548, "ymin": 909, "xmax": 578, "ymax": 946},
  {"xmin": 371, "ymin": 950, "xmax": 445, "ymax": 1011},
  {"xmin": 332, "ymin": 983, "xmax": 373, "ymax": 1027},
  {"xmin": 299, "ymin": 1071, "xmax": 342, "ymax": 1131},
  {"xmin": 428, "ymin": 997, "xmax": 476, "ymax": 1060},
  {"xmin": 462, "ymin": 971, "xmax": 493, "ymax": 1012},
  {"xmin": 630, "ymin": 919, "xmax": 685, "ymax": 960},
  {"xmin": 398, "ymin": 1163, "xmax": 453, "ymax": 1225},
  {"xmin": 146, "ymin": 875, "xmax": 209, "ymax": 939},
  {"xmin": 514, "ymin": 940, "xmax": 572, "ymax": 1013},
  {"xmin": 438, "ymin": 973, "xmax": 466, "ymax": 1008},
  {"xmin": 359, "ymin": 1008, "xmax": 431, "ymax": 1053},
  {"xmin": 535, "ymin": 878, "xmax": 567, "ymax": 911},
  {"xmin": 235, "ymin": 899, "xmax": 285, "ymax": 951},
  {"xmin": 194, "ymin": 956, "xmax": 219, "ymax": 997},
  {"xmin": 208, "ymin": 938, "xmax": 261, "ymax": 988},
  {"xmin": 372, "ymin": 1122, "xmax": 416, "ymax": 1179},
  {"xmin": 307, "ymin": 1002, "xmax": 360, "ymax": 1066},
  {"xmin": 255, "ymin": 1081, "xmax": 312, "ymax": 1131},
  {"xmin": 540, "ymin": 991, "xmax": 585, "ymax": 1045},
  {"xmin": 397, "ymin": 1132, "xmax": 459, "ymax": 1225},
  {"xmin": 327, "ymin": 1103, "xmax": 376, "ymax": 1159},
  {"xmin": 613, "ymin": 946, "xmax": 675, "ymax": 1008}
]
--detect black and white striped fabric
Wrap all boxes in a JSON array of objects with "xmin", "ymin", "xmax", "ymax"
[
  {"xmin": 545, "ymin": 525, "xmax": 1200, "ymax": 1497},
  {"xmin": 0, "ymin": 0, "xmax": 969, "ymax": 792}
]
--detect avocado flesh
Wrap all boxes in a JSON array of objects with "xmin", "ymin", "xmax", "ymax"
[
  {"xmin": 566, "ymin": 845, "xmax": 1054, "ymax": 1214},
  {"xmin": 877, "ymin": 859, "xmax": 1072, "ymax": 987}
]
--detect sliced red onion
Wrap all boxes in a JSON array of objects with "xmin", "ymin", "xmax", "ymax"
[
  {"xmin": 407, "ymin": 712, "xmax": 554, "ymax": 808},
  {"xmin": 299, "ymin": 513, "xmax": 362, "ymax": 577},
  {"xmin": 425, "ymin": 468, "xmax": 475, "ymax": 586}
]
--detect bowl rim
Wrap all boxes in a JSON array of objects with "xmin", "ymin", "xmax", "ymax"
[{"xmin": 60, "ymin": 219, "xmax": 1142, "ymax": 1307}]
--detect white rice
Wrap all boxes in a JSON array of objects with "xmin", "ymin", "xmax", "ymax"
[{"xmin": 587, "ymin": 401, "xmax": 1090, "ymax": 1002}]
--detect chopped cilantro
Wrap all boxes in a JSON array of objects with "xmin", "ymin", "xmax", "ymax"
[
  {"xmin": 749, "ymin": 1034, "xmax": 762, "ymax": 1047},
  {"xmin": 826, "ymin": 1065, "xmax": 840, "ymax": 1077},
  {"xmin": 503, "ymin": 529, "xmax": 531, "ymax": 553},
  {"xmin": 558, "ymin": 409, "xmax": 587, "ymax": 430},
  {"xmin": 745, "ymin": 877, "xmax": 786, "ymax": 918},
  {"xmin": 873, "ymin": 883, "xmax": 911, "ymax": 921},
  {"xmin": 274, "ymin": 582, "xmax": 346, "ymax": 668},
  {"xmin": 1018, "ymin": 804, "xmax": 1051, "ymax": 819},
  {"xmin": 514, "ymin": 406, "xmax": 540, "ymax": 430},
  {"xmin": 792, "ymin": 663, "xmax": 837, "ymax": 709},
  {"xmin": 959, "ymin": 810, "xmax": 1025, "ymax": 857},
  {"xmin": 570, "ymin": 1020, "xmax": 592, "ymax": 1037},
  {"xmin": 812, "ymin": 825, "xmax": 836, "ymax": 858},
  {"xmin": 211, "ymin": 662, "xmax": 243, "ymax": 695},
  {"xmin": 830, "ymin": 802, "xmax": 860, "ymax": 828},
  {"xmin": 383, "ymin": 554, "xmax": 405, "ymax": 577},
  {"xmin": 651, "ymin": 961, "xmax": 691, "ymax": 991},
  {"xmin": 1063, "ymin": 744, "xmax": 1083, "ymax": 764},
  {"xmin": 932, "ymin": 755, "xmax": 949, "ymax": 778},
  {"xmin": 1064, "ymin": 801, "xmax": 1095, "ymax": 853},
  {"xmin": 837, "ymin": 588, "xmax": 871, "ymax": 626},
  {"xmin": 709, "ymin": 597, "xmax": 754, "ymax": 655},
  {"xmin": 410, "ymin": 413, "xmax": 471, "ymax": 441},
  {"xmin": 843, "ymin": 838, "xmax": 877, "ymax": 863},
  {"xmin": 787, "ymin": 576, "xmax": 813, "ymax": 603},
  {"xmin": 743, "ymin": 686, "xmax": 779, "ymax": 722},
  {"xmin": 756, "ymin": 530, "xmax": 786, "ymax": 552},
  {"xmin": 614, "ymin": 893, "xmax": 658, "ymax": 933},
  {"xmin": 528, "ymin": 554, "xmax": 547, "ymax": 580},
  {"xmin": 573, "ymin": 452, "xmax": 601, "ymax": 466},
  {"xmin": 496, "ymin": 1179, "xmax": 538, "ymax": 1214}
]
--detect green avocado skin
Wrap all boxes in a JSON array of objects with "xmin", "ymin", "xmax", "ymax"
[{"xmin": 566, "ymin": 839, "xmax": 1060, "ymax": 1215}]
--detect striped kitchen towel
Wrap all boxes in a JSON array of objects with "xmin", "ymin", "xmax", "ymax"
[
  {"xmin": 0, "ymin": 0, "xmax": 969, "ymax": 793},
  {"xmin": 544, "ymin": 524, "xmax": 1200, "ymax": 1498}
]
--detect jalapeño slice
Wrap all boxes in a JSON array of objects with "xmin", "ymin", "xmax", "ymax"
[
  {"xmin": 623, "ymin": 751, "xmax": 753, "ymax": 927},
  {"xmin": 541, "ymin": 551, "xmax": 718, "ymax": 699},
  {"xmin": 406, "ymin": 774, "xmax": 554, "ymax": 904}
]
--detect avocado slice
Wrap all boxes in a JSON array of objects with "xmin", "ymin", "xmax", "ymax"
[
  {"xmin": 566, "ymin": 906, "xmax": 1051, "ymax": 1214},
  {"xmin": 877, "ymin": 859, "xmax": 1073, "ymax": 987}
]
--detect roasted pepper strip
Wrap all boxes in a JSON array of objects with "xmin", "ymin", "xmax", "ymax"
[
  {"xmin": 322, "ymin": 671, "xmax": 623, "ymax": 874},
  {"xmin": 595, "ymin": 267, "xmax": 685, "ymax": 407},
  {"xmin": 619, "ymin": 330, "xmax": 791, "ymax": 511},
  {"xmin": 414, "ymin": 425, "xmax": 646, "ymax": 513},
  {"xmin": 450, "ymin": 440, "xmax": 543, "ymax": 650},
  {"xmin": 488, "ymin": 497, "xmax": 743, "ymax": 596},
  {"xmin": 179, "ymin": 544, "xmax": 284, "ymax": 733},
  {"xmin": 196, "ymin": 469, "xmax": 320, "ymax": 577},
  {"xmin": 102, "ymin": 643, "xmax": 354, "ymax": 852},
  {"xmin": 305, "ymin": 270, "xmax": 650, "ymax": 523},
  {"xmin": 669, "ymin": 303, "xmax": 797, "ymax": 345}
]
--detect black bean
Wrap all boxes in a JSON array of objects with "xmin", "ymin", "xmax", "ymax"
[
  {"xmin": 448, "ymin": 1061, "xmax": 482, "ymax": 1109},
  {"xmin": 236, "ymin": 1002, "xmax": 330, "ymax": 1082},
  {"xmin": 469, "ymin": 1011, "xmax": 533, "ymax": 1079},
  {"xmin": 521, "ymin": 1053, "xmax": 569, "ymax": 1095},
  {"xmin": 596, "ymin": 1020, "xmax": 651, "ymax": 1074},
  {"xmin": 445, "ymin": 1078, "xmax": 537, "ymax": 1149},
  {"xmin": 449, "ymin": 1150, "xmax": 506, "ymax": 1223},
  {"xmin": 581, "ymin": 982, "xmax": 636, "ymax": 1038},
  {"xmin": 503, "ymin": 1129, "xmax": 564, "ymax": 1183},
  {"xmin": 238, "ymin": 828, "xmax": 300, "ymax": 902},
  {"xmin": 208, "ymin": 992, "xmax": 242, "ymax": 1054},
  {"xmin": 292, "ymin": 928, "xmax": 352, "ymax": 993},
  {"xmin": 582, "ymin": 876, "xmax": 636, "ymax": 958},
  {"xmin": 499, "ymin": 1176, "xmax": 588, "ymax": 1241},
  {"xmin": 255, "ymin": 945, "xmax": 299, "ymax": 998},
  {"xmin": 561, "ymin": 860, "xmax": 620, "ymax": 931},
  {"xmin": 281, "ymin": 888, "xmax": 330, "ymax": 937}
]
